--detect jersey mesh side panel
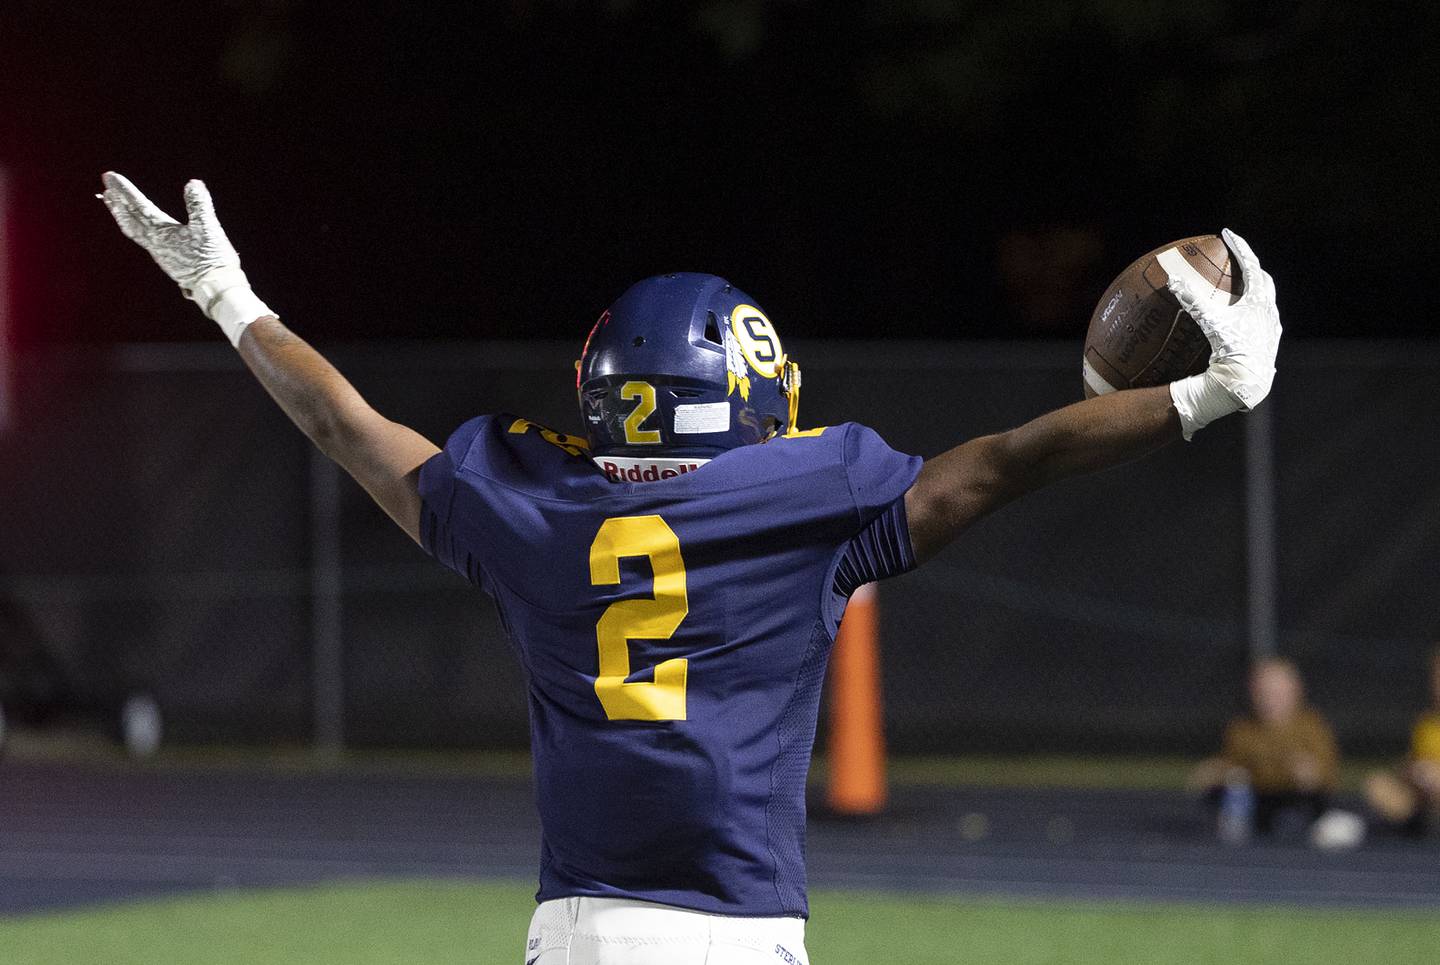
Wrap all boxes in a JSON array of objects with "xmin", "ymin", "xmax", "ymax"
[{"xmin": 765, "ymin": 618, "xmax": 834, "ymax": 915}]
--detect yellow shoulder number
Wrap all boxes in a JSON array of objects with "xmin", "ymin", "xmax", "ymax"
[
  {"xmin": 588, "ymin": 515, "xmax": 689, "ymax": 721},
  {"xmin": 508, "ymin": 418, "xmax": 589, "ymax": 456}
]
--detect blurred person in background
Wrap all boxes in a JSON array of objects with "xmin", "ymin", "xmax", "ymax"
[
  {"xmin": 1191, "ymin": 657, "xmax": 1340, "ymax": 843},
  {"xmin": 1364, "ymin": 646, "xmax": 1440, "ymax": 837}
]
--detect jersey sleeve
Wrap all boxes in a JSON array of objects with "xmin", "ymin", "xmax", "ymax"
[
  {"xmin": 417, "ymin": 415, "xmax": 490, "ymax": 585},
  {"xmin": 832, "ymin": 499, "xmax": 914, "ymax": 594},
  {"xmin": 823, "ymin": 424, "xmax": 923, "ymax": 631},
  {"xmin": 843, "ymin": 423, "xmax": 923, "ymax": 527}
]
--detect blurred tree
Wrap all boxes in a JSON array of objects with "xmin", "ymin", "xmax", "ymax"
[{"xmin": 0, "ymin": 0, "xmax": 1433, "ymax": 341}]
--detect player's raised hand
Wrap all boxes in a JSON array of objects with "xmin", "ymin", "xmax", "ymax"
[
  {"xmin": 1166, "ymin": 229, "xmax": 1282, "ymax": 439},
  {"xmin": 99, "ymin": 172, "xmax": 274, "ymax": 346}
]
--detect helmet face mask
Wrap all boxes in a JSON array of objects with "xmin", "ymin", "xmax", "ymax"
[{"xmin": 577, "ymin": 273, "xmax": 800, "ymax": 459}]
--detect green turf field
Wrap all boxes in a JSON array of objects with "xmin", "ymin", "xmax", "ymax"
[{"xmin": 3, "ymin": 879, "xmax": 1437, "ymax": 965}]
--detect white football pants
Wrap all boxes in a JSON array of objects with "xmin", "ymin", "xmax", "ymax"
[{"xmin": 525, "ymin": 896, "xmax": 810, "ymax": 964}]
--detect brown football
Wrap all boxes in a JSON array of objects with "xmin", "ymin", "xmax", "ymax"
[{"xmin": 1081, "ymin": 234, "xmax": 1243, "ymax": 398}]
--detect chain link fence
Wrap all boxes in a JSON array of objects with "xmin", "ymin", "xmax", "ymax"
[{"xmin": 1, "ymin": 340, "xmax": 1436, "ymax": 754}]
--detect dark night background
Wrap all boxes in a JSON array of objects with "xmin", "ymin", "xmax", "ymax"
[
  {"xmin": 7, "ymin": 5, "xmax": 1440, "ymax": 934},
  {"xmin": 3, "ymin": 0, "xmax": 1437, "ymax": 348},
  {"xmin": 1, "ymin": 2, "xmax": 1438, "ymax": 756}
]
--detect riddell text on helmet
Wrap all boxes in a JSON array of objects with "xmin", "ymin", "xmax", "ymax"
[{"xmin": 599, "ymin": 460, "xmax": 705, "ymax": 483}]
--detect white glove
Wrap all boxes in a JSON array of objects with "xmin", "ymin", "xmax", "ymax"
[
  {"xmin": 1167, "ymin": 228, "xmax": 1282, "ymax": 440},
  {"xmin": 99, "ymin": 172, "xmax": 275, "ymax": 347}
]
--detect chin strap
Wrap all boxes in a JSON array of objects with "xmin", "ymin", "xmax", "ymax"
[{"xmin": 781, "ymin": 358, "xmax": 802, "ymax": 432}]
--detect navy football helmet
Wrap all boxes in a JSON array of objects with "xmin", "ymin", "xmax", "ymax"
[{"xmin": 577, "ymin": 273, "xmax": 801, "ymax": 459}]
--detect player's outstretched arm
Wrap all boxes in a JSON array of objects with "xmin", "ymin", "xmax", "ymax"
[
  {"xmin": 905, "ymin": 229, "xmax": 1281, "ymax": 561},
  {"xmin": 99, "ymin": 173, "xmax": 439, "ymax": 544},
  {"xmin": 236, "ymin": 318, "xmax": 439, "ymax": 542},
  {"xmin": 904, "ymin": 386, "xmax": 1180, "ymax": 560}
]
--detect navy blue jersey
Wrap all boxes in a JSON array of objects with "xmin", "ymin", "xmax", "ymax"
[{"xmin": 418, "ymin": 416, "xmax": 921, "ymax": 918}]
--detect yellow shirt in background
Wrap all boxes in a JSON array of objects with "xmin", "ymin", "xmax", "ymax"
[
  {"xmin": 1412, "ymin": 711, "xmax": 1440, "ymax": 763},
  {"xmin": 1221, "ymin": 708, "xmax": 1340, "ymax": 794}
]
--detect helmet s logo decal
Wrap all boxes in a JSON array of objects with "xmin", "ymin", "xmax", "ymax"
[{"xmin": 729, "ymin": 305, "xmax": 783, "ymax": 379}]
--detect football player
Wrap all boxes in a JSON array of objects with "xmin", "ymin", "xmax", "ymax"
[{"xmin": 100, "ymin": 172, "xmax": 1281, "ymax": 965}]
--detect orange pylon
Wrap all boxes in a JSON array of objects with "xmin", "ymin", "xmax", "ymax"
[{"xmin": 826, "ymin": 582, "xmax": 887, "ymax": 815}]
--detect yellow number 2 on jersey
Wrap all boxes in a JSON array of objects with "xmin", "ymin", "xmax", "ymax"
[{"xmin": 588, "ymin": 515, "xmax": 689, "ymax": 721}]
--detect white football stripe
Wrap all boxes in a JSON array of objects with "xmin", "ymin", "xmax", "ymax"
[
  {"xmin": 1155, "ymin": 247, "xmax": 1236, "ymax": 310},
  {"xmin": 1082, "ymin": 357, "xmax": 1118, "ymax": 396}
]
